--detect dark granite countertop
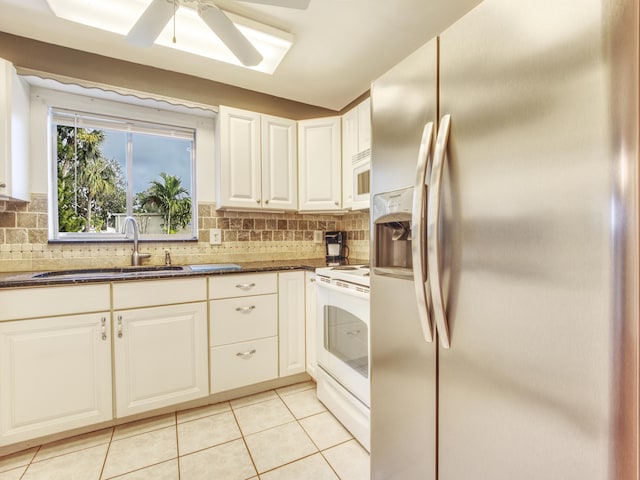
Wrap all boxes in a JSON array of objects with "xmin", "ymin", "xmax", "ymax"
[{"xmin": 0, "ymin": 258, "xmax": 370, "ymax": 289}]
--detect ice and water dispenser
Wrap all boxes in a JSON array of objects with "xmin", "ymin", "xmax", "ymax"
[{"xmin": 372, "ymin": 186, "xmax": 415, "ymax": 278}]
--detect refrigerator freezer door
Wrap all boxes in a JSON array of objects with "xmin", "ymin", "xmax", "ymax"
[
  {"xmin": 370, "ymin": 39, "xmax": 438, "ymax": 480},
  {"xmin": 437, "ymin": 0, "xmax": 639, "ymax": 479}
]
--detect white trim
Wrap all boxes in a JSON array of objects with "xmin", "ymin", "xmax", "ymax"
[{"xmin": 18, "ymin": 68, "xmax": 218, "ymax": 116}]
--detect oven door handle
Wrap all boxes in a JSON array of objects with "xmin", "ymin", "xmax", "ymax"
[
  {"xmin": 411, "ymin": 121, "xmax": 435, "ymax": 343},
  {"xmin": 315, "ymin": 280, "xmax": 370, "ymax": 300}
]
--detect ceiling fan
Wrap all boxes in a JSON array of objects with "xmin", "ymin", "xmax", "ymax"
[{"xmin": 125, "ymin": 0, "xmax": 310, "ymax": 67}]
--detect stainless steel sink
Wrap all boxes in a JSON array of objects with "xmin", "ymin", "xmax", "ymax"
[{"xmin": 31, "ymin": 265, "xmax": 188, "ymax": 279}]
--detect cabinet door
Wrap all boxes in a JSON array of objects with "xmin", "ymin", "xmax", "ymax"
[
  {"xmin": 0, "ymin": 58, "xmax": 30, "ymax": 201},
  {"xmin": 278, "ymin": 271, "xmax": 306, "ymax": 377},
  {"xmin": 210, "ymin": 293, "xmax": 278, "ymax": 346},
  {"xmin": 261, "ymin": 114, "xmax": 297, "ymax": 211},
  {"xmin": 357, "ymin": 99, "xmax": 371, "ymax": 151},
  {"xmin": 0, "ymin": 313, "xmax": 112, "ymax": 446},
  {"xmin": 305, "ymin": 272, "xmax": 318, "ymax": 379},
  {"xmin": 210, "ymin": 337, "xmax": 278, "ymax": 393},
  {"xmin": 217, "ymin": 106, "xmax": 262, "ymax": 209},
  {"xmin": 298, "ymin": 116, "xmax": 342, "ymax": 211},
  {"xmin": 114, "ymin": 302, "xmax": 208, "ymax": 417},
  {"xmin": 341, "ymin": 107, "xmax": 358, "ymax": 209}
]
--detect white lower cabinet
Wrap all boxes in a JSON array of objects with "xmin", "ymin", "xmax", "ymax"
[
  {"xmin": 0, "ymin": 285, "xmax": 112, "ymax": 447},
  {"xmin": 278, "ymin": 271, "xmax": 306, "ymax": 377},
  {"xmin": 305, "ymin": 272, "xmax": 318, "ymax": 379},
  {"xmin": 209, "ymin": 273, "xmax": 279, "ymax": 394},
  {"xmin": 0, "ymin": 269, "xmax": 315, "ymax": 447},
  {"xmin": 112, "ymin": 278, "xmax": 208, "ymax": 418},
  {"xmin": 113, "ymin": 302, "xmax": 208, "ymax": 417},
  {"xmin": 210, "ymin": 337, "xmax": 279, "ymax": 393}
]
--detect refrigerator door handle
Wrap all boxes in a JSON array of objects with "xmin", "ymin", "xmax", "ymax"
[
  {"xmin": 411, "ymin": 121, "xmax": 435, "ymax": 343},
  {"xmin": 428, "ymin": 114, "xmax": 452, "ymax": 348}
]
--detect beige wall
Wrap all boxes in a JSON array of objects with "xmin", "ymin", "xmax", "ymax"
[{"xmin": 0, "ymin": 32, "xmax": 346, "ymax": 119}]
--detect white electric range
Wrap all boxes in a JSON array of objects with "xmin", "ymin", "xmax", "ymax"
[{"xmin": 315, "ymin": 264, "xmax": 370, "ymax": 451}]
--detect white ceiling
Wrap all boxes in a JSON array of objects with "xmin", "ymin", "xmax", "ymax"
[{"xmin": 0, "ymin": 0, "xmax": 481, "ymax": 111}]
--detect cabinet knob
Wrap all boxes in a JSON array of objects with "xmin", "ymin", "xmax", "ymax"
[
  {"xmin": 0, "ymin": 182, "xmax": 6, "ymax": 188},
  {"xmin": 265, "ymin": 200, "xmax": 269, "ymax": 204},
  {"xmin": 256, "ymin": 199, "xmax": 261, "ymax": 204},
  {"xmin": 334, "ymin": 201, "xmax": 339, "ymax": 206}
]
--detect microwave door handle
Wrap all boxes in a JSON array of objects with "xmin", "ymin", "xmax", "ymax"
[
  {"xmin": 428, "ymin": 115, "xmax": 452, "ymax": 349},
  {"xmin": 411, "ymin": 121, "xmax": 435, "ymax": 343}
]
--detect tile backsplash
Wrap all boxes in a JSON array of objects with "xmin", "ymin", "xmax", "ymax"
[{"xmin": 0, "ymin": 194, "xmax": 370, "ymax": 273}]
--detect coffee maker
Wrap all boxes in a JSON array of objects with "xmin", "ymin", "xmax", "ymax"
[{"xmin": 325, "ymin": 231, "xmax": 349, "ymax": 265}]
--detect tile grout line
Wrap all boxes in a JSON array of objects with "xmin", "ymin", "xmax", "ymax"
[
  {"xmin": 174, "ymin": 412, "xmax": 181, "ymax": 480},
  {"xmin": 275, "ymin": 384, "xmax": 360, "ymax": 480},
  {"xmin": 16, "ymin": 444, "xmax": 40, "ymax": 480},
  {"xmin": 97, "ymin": 427, "xmax": 115, "ymax": 480},
  {"xmin": 228, "ymin": 404, "xmax": 260, "ymax": 479}
]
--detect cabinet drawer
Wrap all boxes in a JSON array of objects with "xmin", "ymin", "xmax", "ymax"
[
  {"xmin": 0, "ymin": 284, "xmax": 110, "ymax": 321},
  {"xmin": 210, "ymin": 337, "xmax": 278, "ymax": 393},
  {"xmin": 113, "ymin": 278, "xmax": 207, "ymax": 309},
  {"xmin": 209, "ymin": 273, "xmax": 277, "ymax": 299},
  {"xmin": 210, "ymin": 294, "xmax": 277, "ymax": 346}
]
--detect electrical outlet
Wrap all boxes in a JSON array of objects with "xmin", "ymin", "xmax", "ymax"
[
  {"xmin": 313, "ymin": 230, "xmax": 324, "ymax": 244},
  {"xmin": 210, "ymin": 228, "xmax": 222, "ymax": 245}
]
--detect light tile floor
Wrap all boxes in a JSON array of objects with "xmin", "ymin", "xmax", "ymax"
[{"xmin": 0, "ymin": 381, "xmax": 370, "ymax": 480}]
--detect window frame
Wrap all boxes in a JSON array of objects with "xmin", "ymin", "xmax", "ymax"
[{"xmin": 37, "ymin": 86, "xmax": 210, "ymax": 243}]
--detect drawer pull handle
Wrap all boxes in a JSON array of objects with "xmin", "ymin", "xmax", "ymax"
[
  {"xmin": 235, "ymin": 305, "xmax": 256, "ymax": 313},
  {"xmin": 347, "ymin": 330, "xmax": 361, "ymax": 336},
  {"xmin": 236, "ymin": 283, "xmax": 256, "ymax": 290},
  {"xmin": 117, "ymin": 315, "xmax": 123, "ymax": 338},
  {"xmin": 236, "ymin": 349, "xmax": 257, "ymax": 358},
  {"xmin": 101, "ymin": 317, "xmax": 107, "ymax": 341}
]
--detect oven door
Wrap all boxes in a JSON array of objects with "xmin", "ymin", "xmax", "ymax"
[{"xmin": 316, "ymin": 279, "xmax": 370, "ymax": 406}]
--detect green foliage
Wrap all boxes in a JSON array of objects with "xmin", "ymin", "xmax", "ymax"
[
  {"xmin": 137, "ymin": 172, "xmax": 192, "ymax": 234},
  {"xmin": 56, "ymin": 126, "xmax": 126, "ymax": 232}
]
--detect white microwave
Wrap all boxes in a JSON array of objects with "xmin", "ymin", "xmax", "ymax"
[{"xmin": 352, "ymin": 149, "xmax": 371, "ymax": 210}]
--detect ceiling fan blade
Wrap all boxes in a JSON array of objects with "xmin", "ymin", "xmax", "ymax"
[
  {"xmin": 125, "ymin": 0, "xmax": 175, "ymax": 48},
  {"xmin": 235, "ymin": 0, "xmax": 310, "ymax": 9},
  {"xmin": 197, "ymin": 4, "xmax": 263, "ymax": 67}
]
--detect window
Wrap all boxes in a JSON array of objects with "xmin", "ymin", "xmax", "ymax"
[{"xmin": 50, "ymin": 108, "xmax": 197, "ymax": 241}]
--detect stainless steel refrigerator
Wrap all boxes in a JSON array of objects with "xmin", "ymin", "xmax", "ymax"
[{"xmin": 369, "ymin": 0, "xmax": 639, "ymax": 479}]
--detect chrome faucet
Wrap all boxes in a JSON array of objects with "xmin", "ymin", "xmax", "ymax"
[{"xmin": 122, "ymin": 216, "xmax": 151, "ymax": 266}]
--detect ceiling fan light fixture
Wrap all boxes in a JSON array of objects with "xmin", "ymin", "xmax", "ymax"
[{"xmin": 46, "ymin": 0, "xmax": 294, "ymax": 74}]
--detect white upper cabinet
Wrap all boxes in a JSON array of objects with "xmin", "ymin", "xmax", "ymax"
[
  {"xmin": 217, "ymin": 106, "xmax": 297, "ymax": 211},
  {"xmin": 0, "ymin": 58, "xmax": 30, "ymax": 201},
  {"xmin": 261, "ymin": 114, "xmax": 298, "ymax": 210},
  {"xmin": 341, "ymin": 99, "xmax": 371, "ymax": 211},
  {"xmin": 341, "ymin": 107, "xmax": 358, "ymax": 209},
  {"xmin": 357, "ymin": 98, "xmax": 371, "ymax": 151},
  {"xmin": 298, "ymin": 116, "xmax": 342, "ymax": 211}
]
